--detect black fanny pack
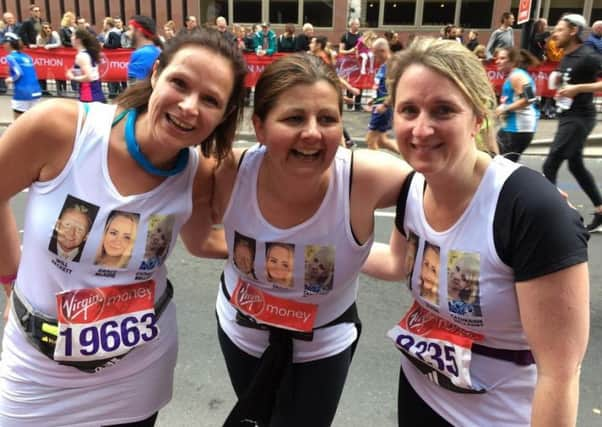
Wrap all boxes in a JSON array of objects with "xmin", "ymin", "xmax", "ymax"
[{"xmin": 12, "ymin": 280, "xmax": 173, "ymax": 373}]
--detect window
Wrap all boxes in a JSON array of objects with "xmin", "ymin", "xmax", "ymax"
[
  {"xmin": 383, "ymin": 0, "xmax": 415, "ymax": 26},
  {"xmin": 460, "ymin": 0, "xmax": 494, "ymax": 29},
  {"xmin": 423, "ymin": 0, "xmax": 456, "ymax": 26},
  {"xmin": 203, "ymin": 0, "xmax": 229, "ymax": 22},
  {"xmin": 548, "ymin": 0, "xmax": 583, "ymax": 26},
  {"xmin": 234, "ymin": 0, "xmax": 262, "ymax": 24},
  {"xmin": 593, "ymin": 0, "xmax": 602, "ymax": 22},
  {"xmin": 303, "ymin": 0, "xmax": 333, "ymax": 27},
  {"xmin": 362, "ymin": 1, "xmax": 381, "ymax": 27},
  {"xmin": 270, "ymin": 0, "xmax": 299, "ymax": 24}
]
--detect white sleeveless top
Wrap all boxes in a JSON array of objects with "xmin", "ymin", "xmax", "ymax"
[
  {"xmin": 216, "ymin": 145, "xmax": 372, "ymax": 363},
  {"xmin": 399, "ymin": 156, "xmax": 537, "ymax": 426},
  {"xmin": 0, "ymin": 102, "xmax": 198, "ymax": 424}
]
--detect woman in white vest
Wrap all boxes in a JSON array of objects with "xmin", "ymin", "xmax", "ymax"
[
  {"xmin": 362, "ymin": 38, "xmax": 589, "ymax": 426},
  {"xmin": 0, "ymin": 29, "xmax": 246, "ymax": 426},
  {"xmin": 181, "ymin": 54, "xmax": 412, "ymax": 426}
]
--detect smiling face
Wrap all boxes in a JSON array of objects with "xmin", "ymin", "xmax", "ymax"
[
  {"xmin": 147, "ymin": 46, "xmax": 234, "ymax": 152},
  {"xmin": 393, "ymin": 64, "xmax": 481, "ymax": 178},
  {"xmin": 253, "ymin": 80, "xmax": 342, "ymax": 180},
  {"xmin": 57, "ymin": 209, "xmax": 90, "ymax": 251},
  {"xmin": 266, "ymin": 244, "xmax": 293, "ymax": 286},
  {"xmin": 103, "ymin": 215, "xmax": 135, "ymax": 258}
]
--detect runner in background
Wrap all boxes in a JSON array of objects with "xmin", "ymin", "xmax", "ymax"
[
  {"xmin": 362, "ymin": 37, "xmax": 589, "ymax": 427},
  {"xmin": 364, "ymin": 38, "xmax": 399, "ymax": 154},
  {"xmin": 1, "ymin": 32, "xmax": 41, "ymax": 120},
  {"xmin": 127, "ymin": 15, "xmax": 162, "ymax": 86},
  {"xmin": 494, "ymin": 47, "xmax": 540, "ymax": 162},
  {"xmin": 66, "ymin": 29, "xmax": 106, "ymax": 103}
]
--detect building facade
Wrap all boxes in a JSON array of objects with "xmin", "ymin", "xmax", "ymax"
[{"xmin": 1, "ymin": 1, "xmax": 598, "ymax": 44}]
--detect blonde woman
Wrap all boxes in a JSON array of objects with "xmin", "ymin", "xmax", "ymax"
[{"xmin": 94, "ymin": 211, "xmax": 139, "ymax": 268}]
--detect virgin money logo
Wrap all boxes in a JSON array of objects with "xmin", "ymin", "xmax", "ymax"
[
  {"xmin": 406, "ymin": 306, "xmax": 433, "ymax": 335},
  {"xmin": 60, "ymin": 288, "xmax": 105, "ymax": 322},
  {"xmin": 98, "ymin": 53, "xmax": 109, "ymax": 78},
  {"xmin": 235, "ymin": 282, "xmax": 265, "ymax": 316}
]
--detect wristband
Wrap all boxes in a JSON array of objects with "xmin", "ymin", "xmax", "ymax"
[{"xmin": 0, "ymin": 273, "xmax": 17, "ymax": 284}]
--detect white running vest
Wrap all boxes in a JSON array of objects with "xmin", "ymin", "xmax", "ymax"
[
  {"xmin": 399, "ymin": 156, "xmax": 537, "ymax": 426},
  {"xmin": 0, "ymin": 102, "xmax": 198, "ymax": 425},
  {"xmin": 216, "ymin": 145, "xmax": 372, "ymax": 363}
]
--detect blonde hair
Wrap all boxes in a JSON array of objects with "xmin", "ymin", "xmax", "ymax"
[
  {"xmin": 449, "ymin": 253, "xmax": 480, "ymax": 304},
  {"xmin": 387, "ymin": 37, "xmax": 497, "ymax": 150},
  {"xmin": 61, "ymin": 11, "xmax": 75, "ymax": 28},
  {"xmin": 361, "ymin": 30, "xmax": 378, "ymax": 47},
  {"xmin": 94, "ymin": 212, "xmax": 138, "ymax": 268}
]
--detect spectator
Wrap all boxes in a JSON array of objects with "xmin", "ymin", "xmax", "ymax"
[
  {"xmin": 466, "ymin": 30, "xmax": 479, "ymax": 51},
  {"xmin": 162, "ymin": 20, "xmax": 176, "ymax": 43},
  {"xmin": 231, "ymin": 24, "xmax": 246, "ymax": 50},
  {"xmin": 254, "ymin": 22, "xmax": 277, "ymax": 56},
  {"xmin": 76, "ymin": 16, "xmax": 97, "ymax": 36},
  {"xmin": 18, "ymin": 4, "xmax": 48, "ymax": 96},
  {"xmin": 101, "ymin": 17, "xmax": 123, "ymax": 99},
  {"xmin": 340, "ymin": 18, "xmax": 363, "ymax": 111},
  {"xmin": 127, "ymin": 15, "xmax": 162, "ymax": 86},
  {"xmin": 0, "ymin": 12, "xmax": 21, "ymax": 94},
  {"xmin": 179, "ymin": 15, "xmax": 199, "ymax": 36},
  {"xmin": 453, "ymin": 26, "xmax": 464, "ymax": 42},
  {"xmin": 277, "ymin": 23, "xmax": 296, "ymax": 52},
  {"xmin": 242, "ymin": 25, "xmax": 256, "ymax": 52},
  {"xmin": 57, "ymin": 11, "xmax": 77, "ymax": 96},
  {"xmin": 356, "ymin": 30, "xmax": 377, "ymax": 74},
  {"xmin": 584, "ymin": 20, "xmax": 602, "ymax": 54},
  {"xmin": 36, "ymin": 21, "xmax": 61, "ymax": 50},
  {"xmin": 295, "ymin": 22, "xmax": 313, "ymax": 52},
  {"xmin": 529, "ymin": 18, "xmax": 550, "ymax": 61},
  {"xmin": 18, "ymin": 4, "xmax": 42, "ymax": 48},
  {"xmin": 384, "ymin": 30, "xmax": 403, "ymax": 52},
  {"xmin": 215, "ymin": 16, "xmax": 234, "ymax": 44},
  {"xmin": 485, "ymin": 12, "xmax": 515, "ymax": 60},
  {"xmin": 473, "ymin": 44, "xmax": 487, "ymax": 61}
]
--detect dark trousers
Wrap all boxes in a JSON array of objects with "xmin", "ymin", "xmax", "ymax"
[
  {"xmin": 543, "ymin": 114, "xmax": 602, "ymax": 206},
  {"xmin": 104, "ymin": 412, "xmax": 158, "ymax": 427},
  {"xmin": 398, "ymin": 366, "xmax": 453, "ymax": 427},
  {"xmin": 497, "ymin": 130, "xmax": 534, "ymax": 162},
  {"xmin": 218, "ymin": 322, "xmax": 354, "ymax": 427}
]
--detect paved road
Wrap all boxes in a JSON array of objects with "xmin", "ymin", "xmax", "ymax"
[{"xmin": 0, "ymin": 154, "xmax": 601, "ymax": 426}]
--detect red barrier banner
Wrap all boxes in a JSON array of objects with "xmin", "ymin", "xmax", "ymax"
[
  {"xmin": 484, "ymin": 61, "xmax": 558, "ymax": 98},
  {"xmin": 243, "ymin": 52, "xmax": 560, "ymax": 97},
  {"xmin": 0, "ymin": 47, "xmax": 561, "ymax": 97},
  {"xmin": 0, "ymin": 47, "xmax": 132, "ymax": 81}
]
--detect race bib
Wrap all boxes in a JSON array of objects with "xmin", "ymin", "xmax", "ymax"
[
  {"xmin": 388, "ymin": 301, "xmax": 484, "ymax": 392},
  {"xmin": 230, "ymin": 278, "xmax": 318, "ymax": 333},
  {"xmin": 53, "ymin": 281, "xmax": 159, "ymax": 362}
]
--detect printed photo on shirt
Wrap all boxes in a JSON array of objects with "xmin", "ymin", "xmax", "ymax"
[
  {"xmin": 405, "ymin": 231, "xmax": 419, "ymax": 288},
  {"xmin": 139, "ymin": 214, "xmax": 175, "ymax": 270},
  {"xmin": 48, "ymin": 195, "xmax": 99, "ymax": 263},
  {"xmin": 304, "ymin": 245, "xmax": 335, "ymax": 295},
  {"xmin": 94, "ymin": 210, "xmax": 140, "ymax": 269},
  {"xmin": 233, "ymin": 231, "xmax": 257, "ymax": 280},
  {"xmin": 419, "ymin": 242, "xmax": 440, "ymax": 306},
  {"xmin": 265, "ymin": 242, "xmax": 294, "ymax": 288},
  {"xmin": 447, "ymin": 250, "xmax": 482, "ymax": 317}
]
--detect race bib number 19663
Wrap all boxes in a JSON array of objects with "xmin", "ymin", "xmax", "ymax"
[{"xmin": 54, "ymin": 281, "xmax": 159, "ymax": 362}]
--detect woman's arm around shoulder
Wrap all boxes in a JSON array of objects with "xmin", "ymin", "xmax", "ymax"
[
  {"xmin": 350, "ymin": 148, "xmax": 411, "ymax": 243},
  {"xmin": 350, "ymin": 149, "xmax": 412, "ymax": 280},
  {"xmin": 516, "ymin": 263, "xmax": 589, "ymax": 427}
]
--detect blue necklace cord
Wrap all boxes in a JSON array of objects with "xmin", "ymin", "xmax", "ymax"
[{"xmin": 124, "ymin": 108, "xmax": 189, "ymax": 177}]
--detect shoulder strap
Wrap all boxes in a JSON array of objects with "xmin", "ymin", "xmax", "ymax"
[{"xmin": 394, "ymin": 171, "xmax": 416, "ymax": 238}]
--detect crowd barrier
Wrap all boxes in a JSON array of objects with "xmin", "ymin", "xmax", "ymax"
[{"xmin": 0, "ymin": 48, "xmax": 572, "ymax": 99}]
